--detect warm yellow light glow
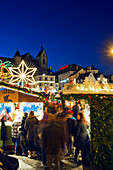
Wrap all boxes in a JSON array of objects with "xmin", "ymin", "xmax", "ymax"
[
  {"xmin": 20, "ymin": 73, "xmax": 26, "ymax": 79},
  {"xmin": 111, "ymin": 49, "xmax": 113, "ymax": 53},
  {"xmin": 9, "ymin": 60, "xmax": 37, "ymax": 88}
]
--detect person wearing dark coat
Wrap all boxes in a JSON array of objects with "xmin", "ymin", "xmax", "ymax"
[
  {"xmin": 19, "ymin": 112, "xmax": 28, "ymax": 156},
  {"xmin": 24, "ymin": 111, "xmax": 39, "ymax": 158},
  {"xmin": 66, "ymin": 110, "xmax": 77, "ymax": 156},
  {"xmin": 72, "ymin": 102, "xmax": 81, "ymax": 119},
  {"xmin": 42, "ymin": 118, "xmax": 65, "ymax": 170},
  {"xmin": 73, "ymin": 111, "xmax": 88, "ymax": 165},
  {"xmin": 1, "ymin": 117, "xmax": 6, "ymax": 150}
]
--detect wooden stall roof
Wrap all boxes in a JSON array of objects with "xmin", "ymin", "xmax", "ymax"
[
  {"xmin": 0, "ymin": 86, "xmax": 39, "ymax": 103},
  {"xmin": 18, "ymin": 92, "xmax": 39, "ymax": 102}
]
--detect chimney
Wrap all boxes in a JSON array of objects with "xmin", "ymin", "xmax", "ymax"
[
  {"xmin": 76, "ymin": 65, "xmax": 78, "ymax": 70},
  {"xmin": 49, "ymin": 65, "xmax": 51, "ymax": 70}
]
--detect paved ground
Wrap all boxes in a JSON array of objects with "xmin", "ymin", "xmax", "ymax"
[{"xmin": 10, "ymin": 154, "xmax": 87, "ymax": 170}]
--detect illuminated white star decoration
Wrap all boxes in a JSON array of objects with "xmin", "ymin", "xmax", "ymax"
[{"xmin": 9, "ymin": 60, "xmax": 37, "ymax": 88}]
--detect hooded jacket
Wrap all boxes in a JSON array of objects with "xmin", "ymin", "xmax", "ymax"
[{"xmin": 24, "ymin": 114, "xmax": 39, "ymax": 141}]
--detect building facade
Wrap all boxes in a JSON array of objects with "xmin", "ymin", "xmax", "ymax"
[{"xmin": 0, "ymin": 47, "xmax": 58, "ymax": 93}]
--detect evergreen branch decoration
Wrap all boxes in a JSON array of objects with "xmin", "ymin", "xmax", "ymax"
[
  {"xmin": 61, "ymin": 93, "xmax": 113, "ymax": 169},
  {"xmin": 0, "ymin": 82, "xmax": 48, "ymax": 100}
]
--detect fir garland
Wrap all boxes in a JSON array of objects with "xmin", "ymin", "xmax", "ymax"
[
  {"xmin": 0, "ymin": 82, "xmax": 48, "ymax": 100},
  {"xmin": 61, "ymin": 93, "xmax": 113, "ymax": 169}
]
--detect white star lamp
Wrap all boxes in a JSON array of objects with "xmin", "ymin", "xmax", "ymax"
[{"xmin": 9, "ymin": 60, "xmax": 37, "ymax": 88}]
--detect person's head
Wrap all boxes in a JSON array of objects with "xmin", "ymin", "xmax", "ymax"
[
  {"xmin": 57, "ymin": 112, "xmax": 67, "ymax": 121},
  {"xmin": 29, "ymin": 111, "xmax": 34, "ymax": 116},
  {"xmin": 77, "ymin": 111, "xmax": 87, "ymax": 125},
  {"xmin": 67, "ymin": 110, "xmax": 73, "ymax": 118},
  {"xmin": 24, "ymin": 112, "xmax": 28, "ymax": 118},
  {"xmin": 49, "ymin": 114, "xmax": 57, "ymax": 123}
]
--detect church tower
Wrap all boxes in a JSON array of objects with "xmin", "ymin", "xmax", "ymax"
[
  {"xmin": 13, "ymin": 50, "xmax": 22, "ymax": 65},
  {"xmin": 36, "ymin": 46, "xmax": 47, "ymax": 69}
]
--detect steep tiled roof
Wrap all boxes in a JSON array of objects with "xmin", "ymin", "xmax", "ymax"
[
  {"xmin": 13, "ymin": 50, "xmax": 21, "ymax": 57},
  {"xmin": 76, "ymin": 72, "xmax": 91, "ymax": 80},
  {"xmin": 22, "ymin": 53, "xmax": 33, "ymax": 60},
  {"xmin": 84, "ymin": 65, "xmax": 98, "ymax": 71},
  {"xmin": 0, "ymin": 56, "xmax": 16, "ymax": 66},
  {"xmin": 93, "ymin": 73, "xmax": 103, "ymax": 80},
  {"xmin": 69, "ymin": 68, "xmax": 84, "ymax": 77},
  {"xmin": 57, "ymin": 64, "xmax": 82, "ymax": 74}
]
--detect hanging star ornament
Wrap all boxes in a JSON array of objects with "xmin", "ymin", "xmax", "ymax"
[{"xmin": 9, "ymin": 60, "xmax": 37, "ymax": 88}]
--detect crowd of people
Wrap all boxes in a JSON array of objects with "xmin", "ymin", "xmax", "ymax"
[{"xmin": 11, "ymin": 102, "xmax": 90, "ymax": 170}]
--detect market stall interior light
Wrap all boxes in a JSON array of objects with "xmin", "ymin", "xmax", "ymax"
[{"xmin": 60, "ymin": 79, "xmax": 67, "ymax": 83}]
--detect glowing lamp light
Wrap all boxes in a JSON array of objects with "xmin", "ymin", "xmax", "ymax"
[
  {"xmin": 20, "ymin": 73, "xmax": 26, "ymax": 79},
  {"xmin": 111, "ymin": 49, "xmax": 113, "ymax": 53},
  {"xmin": 9, "ymin": 60, "xmax": 37, "ymax": 88}
]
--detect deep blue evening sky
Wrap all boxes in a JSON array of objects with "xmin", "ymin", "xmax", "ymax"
[{"xmin": 0, "ymin": 0, "xmax": 113, "ymax": 75}]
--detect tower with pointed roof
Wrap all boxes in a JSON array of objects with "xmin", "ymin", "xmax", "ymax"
[
  {"xmin": 36, "ymin": 46, "xmax": 47, "ymax": 69},
  {"xmin": 14, "ymin": 50, "xmax": 22, "ymax": 65}
]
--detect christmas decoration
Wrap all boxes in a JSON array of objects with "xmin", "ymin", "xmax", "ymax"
[
  {"xmin": 0, "ymin": 81, "xmax": 48, "ymax": 101},
  {"xmin": 9, "ymin": 60, "xmax": 37, "ymax": 88},
  {"xmin": 0, "ymin": 60, "xmax": 13, "ymax": 68},
  {"xmin": 0, "ymin": 60, "xmax": 13, "ymax": 80},
  {"xmin": 61, "ymin": 93, "xmax": 113, "ymax": 169},
  {"xmin": 63, "ymin": 81, "xmax": 113, "ymax": 94}
]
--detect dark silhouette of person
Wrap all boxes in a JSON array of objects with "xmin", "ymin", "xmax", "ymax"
[
  {"xmin": 66, "ymin": 110, "xmax": 77, "ymax": 155},
  {"xmin": 19, "ymin": 112, "xmax": 28, "ymax": 156},
  {"xmin": 42, "ymin": 117, "xmax": 65, "ymax": 170},
  {"xmin": 73, "ymin": 111, "xmax": 88, "ymax": 165},
  {"xmin": 1, "ymin": 117, "xmax": 6, "ymax": 150},
  {"xmin": 72, "ymin": 102, "xmax": 81, "ymax": 119},
  {"xmin": 24, "ymin": 111, "xmax": 39, "ymax": 158}
]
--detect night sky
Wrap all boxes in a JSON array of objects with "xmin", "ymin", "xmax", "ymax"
[{"xmin": 0, "ymin": 0, "xmax": 113, "ymax": 75}]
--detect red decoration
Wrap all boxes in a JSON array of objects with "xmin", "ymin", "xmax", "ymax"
[
  {"xmin": 8, "ymin": 85, "xmax": 13, "ymax": 87},
  {"xmin": 69, "ymin": 81, "xmax": 73, "ymax": 84},
  {"xmin": 81, "ymin": 94, "xmax": 85, "ymax": 97},
  {"xmin": 59, "ymin": 65, "xmax": 69, "ymax": 71},
  {"xmin": 25, "ymin": 83, "xmax": 31, "ymax": 89},
  {"xmin": 1, "ymin": 63, "xmax": 5, "ymax": 67},
  {"xmin": 87, "ymin": 95, "xmax": 91, "ymax": 99}
]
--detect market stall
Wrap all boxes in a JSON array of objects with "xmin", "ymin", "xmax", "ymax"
[
  {"xmin": 62, "ymin": 82, "xmax": 113, "ymax": 169},
  {"xmin": 0, "ymin": 86, "xmax": 43, "ymax": 148}
]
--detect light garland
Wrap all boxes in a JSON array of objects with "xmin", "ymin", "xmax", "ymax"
[
  {"xmin": 0, "ymin": 60, "xmax": 13, "ymax": 79},
  {"xmin": 9, "ymin": 60, "xmax": 37, "ymax": 88}
]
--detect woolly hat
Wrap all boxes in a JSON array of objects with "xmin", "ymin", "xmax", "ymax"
[{"xmin": 67, "ymin": 110, "xmax": 73, "ymax": 115}]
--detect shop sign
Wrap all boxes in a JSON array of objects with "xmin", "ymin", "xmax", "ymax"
[{"xmin": 0, "ymin": 89, "xmax": 18, "ymax": 103}]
